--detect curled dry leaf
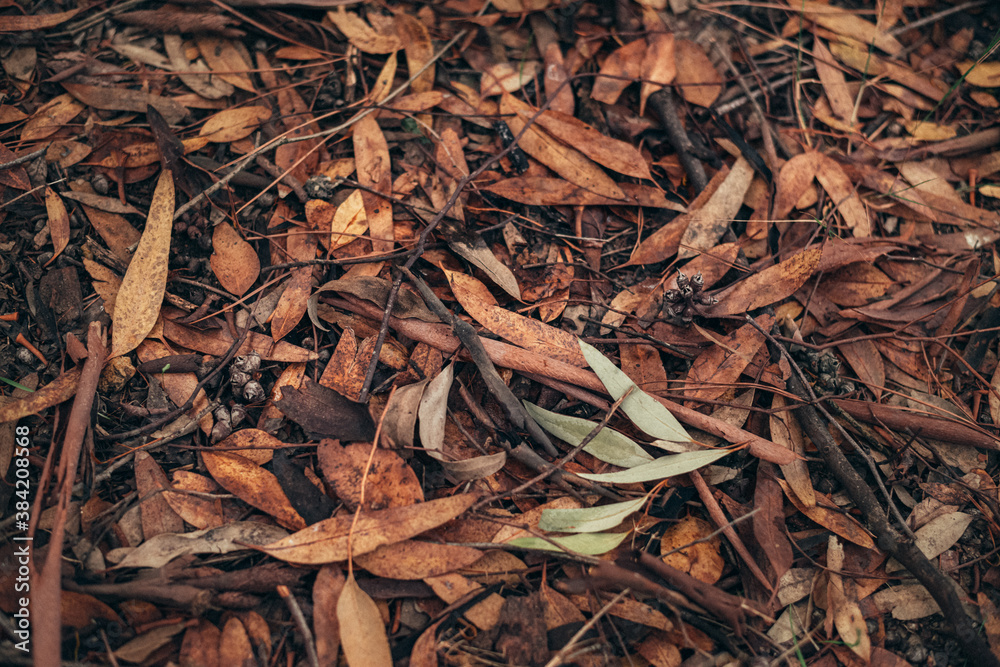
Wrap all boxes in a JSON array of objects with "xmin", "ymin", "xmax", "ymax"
[
  {"xmin": 110, "ymin": 169, "xmax": 174, "ymax": 358},
  {"xmin": 113, "ymin": 522, "xmax": 288, "ymax": 569},
  {"xmin": 210, "ymin": 222, "xmax": 259, "ymax": 297}
]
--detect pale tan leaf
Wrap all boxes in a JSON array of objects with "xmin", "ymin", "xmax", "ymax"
[
  {"xmin": 111, "ymin": 170, "xmax": 174, "ymax": 358},
  {"xmin": 337, "ymin": 574, "xmax": 392, "ymax": 667}
]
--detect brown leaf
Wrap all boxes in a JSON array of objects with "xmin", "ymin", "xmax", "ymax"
[
  {"xmin": 213, "ymin": 429, "xmax": 277, "ymax": 465},
  {"xmin": 210, "ymin": 222, "xmax": 259, "ymax": 297},
  {"xmin": 708, "ymin": 246, "xmax": 823, "ymax": 316},
  {"xmin": 591, "ymin": 40, "xmax": 645, "ymax": 105},
  {"xmin": 275, "ymin": 380, "xmax": 376, "ymax": 441},
  {"xmin": 640, "ymin": 32, "xmax": 676, "ymax": 116},
  {"xmin": 753, "ymin": 463, "xmax": 794, "ymax": 583},
  {"xmin": 201, "ymin": 450, "xmax": 307, "ymax": 531},
  {"xmin": 685, "ymin": 314, "xmax": 772, "ymax": 403},
  {"xmin": 815, "ymin": 155, "xmax": 871, "ymax": 236},
  {"xmin": 396, "ymin": 13, "xmax": 434, "ymax": 95},
  {"xmin": 317, "ymin": 440, "xmax": 424, "ymax": 510},
  {"xmin": 198, "ymin": 106, "xmax": 271, "ymax": 142},
  {"xmin": 110, "ymin": 170, "xmax": 174, "ymax": 358},
  {"xmin": 195, "ymin": 37, "xmax": 256, "ymax": 93},
  {"xmin": 21, "ymin": 93, "xmax": 84, "ymax": 142},
  {"xmin": 270, "ymin": 231, "xmax": 316, "ymax": 342},
  {"xmin": 0, "ymin": 8, "xmax": 81, "ymax": 32},
  {"xmin": 136, "ymin": 340, "xmax": 213, "ymax": 435},
  {"xmin": 827, "ymin": 536, "xmax": 871, "ymax": 661},
  {"xmin": 327, "ymin": 7, "xmax": 401, "ymax": 54},
  {"xmin": 769, "ymin": 394, "xmax": 816, "ymax": 508},
  {"xmin": 353, "ymin": 114, "xmax": 394, "ymax": 253},
  {"xmin": 501, "ymin": 95, "xmax": 626, "ymax": 200},
  {"xmin": 134, "ymin": 451, "xmax": 185, "ymax": 538},
  {"xmin": 161, "ymin": 319, "xmax": 318, "ymax": 363},
  {"xmin": 0, "ymin": 368, "xmax": 81, "ymax": 424},
  {"xmin": 62, "ymin": 82, "xmax": 186, "ymax": 124},
  {"xmin": 531, "ymin": 107, "xmax": 653, "ymax": 180},
  {"xmin": 355, "ymin": 540, "xmax": 483, "ymax": 580},
  {"xmin": 443, "ymin": 268, "xmax": 586, "ymax": 367},
  {"xmin": 778, "ymin": 479, "xmax": 875, "ymax": 549},
  {"xmin": 660, "ymin": 516, "xmax": 724, "ymax": 584},
  {"xmin": 673, "ymin": 40, "xmax": 722, "ymax": 107},
  {"xmin": 314, "ymin": 566, "xmax": 345, "ymax": 667},
  {"xmin": 43, "ymin": 187, "xmax": 70, "ymax": 267},
  {"xmin": 163, "ymin": 471, "xmax": 227, "ymax": 529},
  {"xmin": 797, "ymin": 0, "xmax": 902, "ymax": 55},
  {"xmin": 219, "ymin": 618, "xmax": 254, "ymax": 667},
  {"xmin": 258, "ymin": 493, "xmax": 478, "ymax": 564},
  {"xmin": 677, "ymin": 157, "xmax": 755, "ymax": 259}
]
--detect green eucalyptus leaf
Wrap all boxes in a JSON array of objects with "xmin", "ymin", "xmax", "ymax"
[
  {"xmin": 523, "ymin": 401, "xmax": 653, "ymax": 469},
  {"xmin": 580, "ymin": 340, "xmax": 692, "ymax": 443},
  {"xmin": 505, "ymin": 531, "xmax": 629, "ymax": 555},
  {"xmin": 538, "ymin": 496, "xmax": 648, "ymax": 533},
  {"xmin": 576, "ymin": 448, "xmax": 731, "ymax": 483}
]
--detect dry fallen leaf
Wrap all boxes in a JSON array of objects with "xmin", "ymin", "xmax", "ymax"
[{"xmin": 110, "ymin": 169, "xmax": 174, "ymax": 358}]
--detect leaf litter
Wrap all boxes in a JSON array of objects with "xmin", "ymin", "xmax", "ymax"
[{"xmin": 2, "ymin": 0, "xmax": 1000, "ymax": 665}]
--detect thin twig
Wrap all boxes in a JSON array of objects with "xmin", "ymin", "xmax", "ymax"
[
  {"xmin": 278, "ymin": 585, "xmax": 320, "ymax": 667},
  {"xmin": 544, "ymin": 589, "xmax": 630, "ymax": 667}
]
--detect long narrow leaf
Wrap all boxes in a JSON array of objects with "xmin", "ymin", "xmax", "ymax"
[
  {"xmin": 505, "ymin": 531, "xmax": 629, "ymax": 555},
  {"xmin": 580, "ymin": 340, "xmax": 691, "ymax": 443},
  {"xmin": 576, "ymin": 449, "xmax": 731, "ymax": 483},
  {"xmin": 538, "ymin": 496, "xmax": 648, "ymax": 533},
  {"xmin": 523, "ymin": 401, "xmax": 653, "ymax": 468}
]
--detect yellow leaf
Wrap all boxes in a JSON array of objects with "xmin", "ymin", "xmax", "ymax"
[
  {"xmin": 110, "ymin": 170, "xmax": 174, "ymax": 358},
  {"xmin": 337, "ymin": 574, "xmax": 392, "ymax": 667}
]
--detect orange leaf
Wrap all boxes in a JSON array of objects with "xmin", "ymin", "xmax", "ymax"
[
  {"xmin": 443, "ymin": 268, "xmax": 586, "ymax": 367},
  {"xmin": 709, "ymin": 246, "xmax": 823, "ymax": 316},
  {"xmin": 202, "ymin": 450, "xmax": 307, "ymax": 531},
  {"xmin": 210, "ymin": 222, "xmax": 259, "ymax": 297},
  {"xmin": 685, "ymin": 314, "xmax": 772, "ymax": 403}
]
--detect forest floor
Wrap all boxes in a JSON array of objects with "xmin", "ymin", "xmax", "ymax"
[{"xmin": 2, "ymin": 0, "xmax": 1000, "ymax": 665}]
